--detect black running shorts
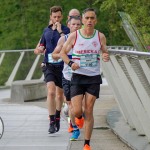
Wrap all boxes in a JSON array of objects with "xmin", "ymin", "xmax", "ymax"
[
  {"xmin": 42, "ymin": 63, "xmax": 63, "ymax": 88},
  {"xmin": 62, "ymin": 76, "xmax": 71, "ymax": 101},
  {"xmin": 70, "ymin": 73, "xmax": 102, "ymax": 99},
  {"xmin": 70, "ymin": 83, "xmax": 100, "ymax": 99}
]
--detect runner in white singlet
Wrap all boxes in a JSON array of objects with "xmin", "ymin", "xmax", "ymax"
[{"xmin": 60, "ymin": 8, "xmax": 110, "ymax": 150}]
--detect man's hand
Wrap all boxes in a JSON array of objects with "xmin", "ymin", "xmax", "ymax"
[
  {"xmin": 71, "ymin": 62, "xmax": 80, "ymax": 71},
  {"xmin": 102, "ymin": 53, "xmax": 109, "ymax": 62},
  {"xmin": 34, "ymin": 46, "xmax": 45, "ymax": 55},
  {"xmin": 55, "ymin": 22, "xmax": 62, "ymax": 33}
]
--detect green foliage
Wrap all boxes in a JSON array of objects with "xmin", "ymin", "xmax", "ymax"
[
  {"xmin": 93, "ymin": 0, "xmax": 150, "ymax": 46},
  {"xmin": 0, "ymin": 0, "xmax": 149, "ymax": 85},
  {"xmin": 0, "ymin": 0, "xmax": 149, "ymax": 49},
  {"xmin": 0, "ymin": 0, "xmax": 137, "ymax": 50}
]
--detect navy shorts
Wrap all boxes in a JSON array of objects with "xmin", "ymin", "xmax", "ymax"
[
  {"xmin": 62, "ymin": 77, "xmax": 71, "ymax": 101},
  {"xmin": 42, "ymin": 63, "xmax": 63, "ymax": 88}
]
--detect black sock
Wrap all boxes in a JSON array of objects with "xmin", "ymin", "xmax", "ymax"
[
  {"xmin": 55, "ymin": 109, "xmax": 61, "ymax": 118},
  {"xmin": 49, "ymin": 115, "xmax": 55, "ymax": 123},
  {"xmin": 77, "ymin": 115, "xmax": 82, "ymax": 119},
  {"xmin": 84, "ymin": 139, "xmax": 90, "ymax": 146}
]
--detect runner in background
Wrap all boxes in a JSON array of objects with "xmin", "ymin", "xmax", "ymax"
[
  {"xmin": 52, "ymin": 15, "xmax": 84, "ymax": 140},
  {"xmin": 34, "ymin": 6, "xmax": 70, "ymax": 134}
]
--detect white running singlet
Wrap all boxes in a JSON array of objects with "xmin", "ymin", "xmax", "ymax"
[
  {"xmin": 72, "ymin": 29, "xmax": 101, "ymax": 76},
  {"xmin": 63, "ymin": 34, "xmax": 73, "ymax": 81}
]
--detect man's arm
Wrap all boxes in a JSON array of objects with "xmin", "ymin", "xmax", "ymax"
[
  {"xmin": 52, "ymin": 36, "xmax": 65, "ymax": 60},
  {"xmin": 34, "ymin": 35, "xmax": 46, "ymax": 55},
  {"xmin": 34, "ymin": 41, "xmax": 45, "ymax": 55},
  {"xmin": 60, "ymin": 32, "xmax": 80, "ymax": 70},
  {"xmin": 99, "ymin": 32, "xmax": 110, "ymax": 62},
  {"xmin": 34, "ymin": 40, "xmax": 43, "ymax": 55}
]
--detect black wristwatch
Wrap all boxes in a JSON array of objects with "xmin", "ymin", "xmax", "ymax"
[{"xmin": 68, "ymin": 61, "xmax": 74, "ymax": 67}]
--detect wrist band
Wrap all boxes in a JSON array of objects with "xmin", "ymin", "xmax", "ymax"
[{"xmin": 68, "ymin": 61, "xmax": 74, "ymax": 67}]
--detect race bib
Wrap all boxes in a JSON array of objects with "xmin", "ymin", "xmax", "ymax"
[
  {"xmin": 48, "ymin": 54, "xmax": 62, "ymax": 63},
  {"xmin": 80, "ymin": 54, "xmax": 97, "ymax": 67}
]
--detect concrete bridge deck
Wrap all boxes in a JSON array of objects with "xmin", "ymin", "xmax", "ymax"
[{"xmin": 0, "ymin": 82, "xmax": 143, "ymax": 150}]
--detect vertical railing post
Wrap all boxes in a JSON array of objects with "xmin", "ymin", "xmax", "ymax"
[
  {"xmin": 25, "ymin": 55, "xmax": 41, "ymax": 80},
  {"xmin": 0, "ymin": 53, "xmax": 5, "ymax": 66},
  {"xmin": 5, "ymin": 52, "xmax": 25, "ymax": 86}
]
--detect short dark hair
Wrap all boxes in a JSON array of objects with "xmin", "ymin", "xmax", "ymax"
[
  {"xmin": 50, "ymin": 6, "xmax": 62, "ymax": 15},
  {"xmin": 82, "ymin": 8, "xmax": 96, "ymax": 15}
]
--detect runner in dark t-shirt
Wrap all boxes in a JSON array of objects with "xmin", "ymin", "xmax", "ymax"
[{"xmin": 34, "ymin": 6, "xmax": 69, "ymax": 134}]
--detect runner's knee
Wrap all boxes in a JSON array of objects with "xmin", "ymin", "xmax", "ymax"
[
  {"xmin": 74, "ymin": 109, "xmax": 82, "ymax": 118},
  {"xmin": 47, "ymin": 90, "xmax": 55, "ymax": 99}
]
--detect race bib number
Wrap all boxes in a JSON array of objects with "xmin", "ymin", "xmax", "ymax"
[
  {"xmin": 80, "ymin": 54, "xmax": 97, "ymax": 67},
  {"xmin": 48, "ymin": 54, "xmax": 62, "ymax": 63}
]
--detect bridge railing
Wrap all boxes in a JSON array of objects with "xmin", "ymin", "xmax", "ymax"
[
  {"xmin": 0, "ymin": 49, "xmax": 44, "ymax": 86},
  {"xmin": 102, "ymin": 47, "xmax": 150, "ymax": 141},
  {"xmin": 0, "ymin": 46, "xmax": 135, "ymax": 87}
]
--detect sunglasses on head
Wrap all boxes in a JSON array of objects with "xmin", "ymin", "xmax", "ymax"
[{"xmin": 69, "ymin": 15, "xmax": 81, "ymax": 19}]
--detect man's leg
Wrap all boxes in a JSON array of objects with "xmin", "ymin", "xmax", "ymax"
[
  {"xmin": 55, "ymin": 86, "xmax": 64, "ymax": 111},
  {"xmin": 47, "ymin": 81, "xmax": 57, "ymax": 133},
  {"xmin": 71, "ymin": 95, "xmax": 83, "ymax": 118},
  {"xmin": 55, "ymin": 86, "xmax": 64, "ymax": 132},
  {"xmin": 68, "ymin": 101, "xmax": 74, "ymax": 133},
  {"xmin": 47, "ymin": 81, "xmax": 56, "ymax": 115},
  {"xmin": 83, "ymin": 93, "xmax": 96, "ymax": 148},
  {"xmin": 68, "ymin": 102, "xmax": 76, "ymax": 125},
  {"xmin": 68, "ymin": 102, "xmax": 80, "ymax": 140}
]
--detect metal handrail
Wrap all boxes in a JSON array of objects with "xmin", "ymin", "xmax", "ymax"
[
  {"xmin": 0, "ymin": 46, "xmax": 149, "ymax": 86},
  {"xmin": 0, "ymin": 46, "xmax": 134, "ymax": 53},
  {"xmin": 0, "ymin": 49, "xmax": 34, "ymax": 53},
  {"xmin": 108, "ymin": 49, "xmax": 150, "ymax": 56}
]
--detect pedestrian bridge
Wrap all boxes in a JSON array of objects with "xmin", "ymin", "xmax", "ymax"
[{"xmin": 0, "ymin": 46, "xmax": 150, "ymax": 148}]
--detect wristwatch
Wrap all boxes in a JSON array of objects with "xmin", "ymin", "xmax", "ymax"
[{"xmin": 59, "ymin": 31, "xmax": 64, "ymax": 35}]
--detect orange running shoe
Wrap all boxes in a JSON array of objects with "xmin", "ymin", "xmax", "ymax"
[
  {"xmin": 75, "ymin": 117, "xmax": 84, "ymax": 129},
  {"xmin": 83, "ymin": 144, "xmax": 91, "ymax": 150},
  {"xmin": 68, "ymin": 125, "xmax": 73, "ymax": 133}
]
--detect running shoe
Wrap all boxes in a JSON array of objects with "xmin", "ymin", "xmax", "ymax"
[
  {"xmin": 68, "ymin": 125, "xmax": 74, "ymax": 133},
  {"xmin": 68, "ymin": 118, "xmax": 73, "ymax": 132},
  {"xmin": 83, "ymin": 144, "xmax": 91, "ymax": 150},
  {"xmin": 70, "ymin": 129, "xmax": 80, "ymax": 141},
  {"xmin": 75, "ymin": 117, "xmax": 84, "ymax": 129},
  {"xmin": 55, "ymin": 118, "xmax": 60, "ymax": 132},
  {"xmin": 48, "ymin": 121, "xmax": 56, "ymax": 134}
]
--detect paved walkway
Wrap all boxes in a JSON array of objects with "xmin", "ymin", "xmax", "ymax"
[{"xmin": 0, "ymin": 83, "xmax": 133, "ymax": 150}]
